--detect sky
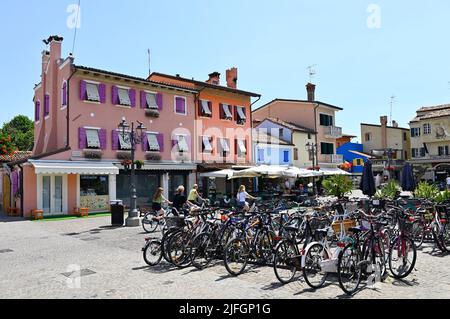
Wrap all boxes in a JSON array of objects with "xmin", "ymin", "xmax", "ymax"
[{"xmin": 1, "ymin": 0, "xmax": 450, "ymax": 141}]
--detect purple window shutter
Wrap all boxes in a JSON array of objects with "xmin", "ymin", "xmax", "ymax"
[
  {"xmin": 99, "ymin": 84, "xmax": 106, "ymax": 103},
  {"xmin": 156, "ymin": 93, "xmax": 163, "ymax": 111},
  {"xmin": 44, "ymin": 95, "xmax": 50, "ymax": 116},
  {"xmin": 142, "ymin": 132, "xmax": 148, "ymax": 152},
  {"xmin": 99, "ymin": 129, "xmax": 107, "ymax": 150},
  {"xmin": 140, "ymin": 91, "xmax": 147, "ymax": 109},
  {"xmin": 176, "ymin": 97, "xmax": 186, "ymax": 114},
  {"xmin": 78, "ymin": 127, "xmax": 87, "ymax": 149},
  {"xmin": 129, "ymin": 89, "xmax": 136, "ymax": 107},
  {"xmin": 208, "ymin": 101, "xmax": 213, "ymax": 117},
  {"xmin": 172, "ymin": 138, "xmax": 177, "ymax": 150},
  {"xmin": 62, "ymin": 82, "xmax": 67, "ymax": 106},
  {"xmin": 35, "ymin": 101, "xmax": 40, "ymax": 121},
  {"xmin": 111, "ymin": 130, "xmax": 119, "ymax": 150},
  {"xmin": 157, "ymin": 134, "xmax": 164, "ymax": 152},
  {"xmin": 112, "ymin": 86, "xmax": 118, "ymax": 105},
  {"xmin": 80, "ymin": 80, "xmax": 87, "ymax": 100},
  {"xmin": 12, "ymin": 172, "xmax": 18, "ymax": 196}
]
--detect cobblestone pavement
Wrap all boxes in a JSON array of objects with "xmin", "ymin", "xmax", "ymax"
[{"xmin": 1, "ymin": 215, "xmax": 450, "ymax": 299}]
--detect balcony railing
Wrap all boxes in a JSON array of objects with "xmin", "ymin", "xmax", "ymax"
[
  {"xmin": 323, "ymin": 126, "xmax": 343, "ymax": 138},
  {"xmin": 322, "ymin": 154, "xmax": 344, "ymax": 164}
]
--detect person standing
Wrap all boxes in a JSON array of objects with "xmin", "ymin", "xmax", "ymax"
[
  {"xmin": 446, "ymin": 175, "xmax": 450, "ymax": 190},
  {"xmin": 375, "ymin": 173, "xmax": 382, "ymax": 189}
]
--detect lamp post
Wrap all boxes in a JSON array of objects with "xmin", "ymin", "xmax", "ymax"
[
  {"xmin": 306, "ymin": 142, "xmax": 318, "ymax": 196},
  {"xmin": 118, "ymin": 119, "xmax": 147, "ymax": 227}
]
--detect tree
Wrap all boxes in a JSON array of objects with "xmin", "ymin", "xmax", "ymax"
[
  {"xmin": 0, "ymin": 131, "xmax": 16, "ymax": 155},
  {"xmin": 1, "ymin": 115, "xmax": 34, "ymax": 151},
  {"xmin": 322, "ymin": 175, "xmax": 353, "ymax": 199}
]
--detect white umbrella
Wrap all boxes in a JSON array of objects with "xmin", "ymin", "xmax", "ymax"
[
  {"xmin": 319, "ymin": 167, "xmax": 351, "ymax": 176},
  {"xmin": 199, "ymin": 169, "xmax": 235, "ymax": 178},
  {"xmin": 229, "ymin": 165, "xmax": 286, "ymax": 179},
  {"xmin": 282, "ymin": 167, "xmax": 322, "ymax": 178}
]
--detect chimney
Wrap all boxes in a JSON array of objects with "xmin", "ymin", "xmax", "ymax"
[
  {"xmin": 392, "ymin": 120, "xmax": 398, "ymax": 128},
  {"xmin": 44, "ymin": 35, "xmax": 63, "ymax": 62},
  {"xmin": 206, "ymin": 72, "xmax": 221, "ymax": 85},
  {"xmin": 226, "ymin": 67, "xmax": 238, "ymax": 89},
  {"xmin": 306, "ymin": 83, "xmax": 316, "ymax": 102},
  {"xmin": 380, "ymin": 116, "xmax": 388, "ymax": 149}
]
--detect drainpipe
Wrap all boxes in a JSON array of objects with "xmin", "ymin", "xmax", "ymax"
[
  {"xmin": 194, "ymin": 87, "xmax": 206, "ymax": 191},
  {"xmin": 313, "ymin": 103, "xmax": 320, "ymax": 167},
  {"xmin": 66, "ymin": 63, "xmax": 77, "ymax": 149},
  {"xmin": 18, "ymin": 164, "xmax": 24, "ymax": 217}
]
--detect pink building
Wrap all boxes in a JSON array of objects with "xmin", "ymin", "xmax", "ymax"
[{"xmin": 17, "ymin": 36, "xmax": 204, "ymax": 217}]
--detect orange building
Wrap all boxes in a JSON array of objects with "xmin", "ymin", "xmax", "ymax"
[{"xmin": 149, "ymin": 69, "xmax": 261, "ymax": 170}]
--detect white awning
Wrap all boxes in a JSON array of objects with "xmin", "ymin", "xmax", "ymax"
[
  {"xmin": 118, "ymin": 131, "xmax": 132, "ymax": 150},
  {"xmin": 147, "ymin": 133, "xmax": 160, "ymax": 152},
  {"xmin": 118, "ymin": 88, "xmax": 131, "ymax": 106},
  {"xmin": 223, "ymin": 104, "xmax": 233, "ymax": 119},
  {"xmin": 220, "ymin": 138, "xmax": 230, "ymax": 152},
  {"xmin": 200, "ymin": 169, "xmax": 235, "ymax": 178},
  {"xmin": 319, "ymin": 167, "xmax": 351, "ymax": 176},
  {"xmin": 30, "ymin": 161, "xmax": 119, "ymax": 175},
  {"xmin": 201, "ymin": 100, "xmax": 212, "ymax": 115},
  {"xmin": 86, "ymin": 129, "xmax": 100, "ymax": 149},
  {"xmin": 237, "ymin": 106, "xmax": 246, "ymax": 120},
  {"xmin": 141, "ymin": 163, "xmax": 196, "ymax": 171},
  {"xmin": 237, "ymin": 139, "xmax": 247, "ymax": 153},
  {"xmin": 203, "ymin": 136, "xmax": 213, "ymax": 153},
  {"xmin": 177, "ymin": 135, "xmax": 189, "ymax": 152},
  {"xmin": 86, "ymin": 83, "xmax": 100, "ymax": 102}
]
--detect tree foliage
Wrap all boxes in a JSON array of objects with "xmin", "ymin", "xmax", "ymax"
[
  {"xmin": 1, "ymin": 115, "xmax": 34, "ymax": 151},
  {"xmin": 322, "ymin": 175, "xmax": 353, "ymax": 199},
  {"xmin": 0, "ymin": 131, "xmax": 16, "ymax": 155}
]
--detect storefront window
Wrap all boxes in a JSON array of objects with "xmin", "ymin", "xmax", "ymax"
[
  {"xmin": 169, "ymin": 173, "xmax": 188, "ymax": 201},
  {"xmin": 117, "ymin": 171, "xmax": 160, "ymax": 209},
  {"xmin": 80, "ymin": 175, "xmax": 109, "ymax": 212}
]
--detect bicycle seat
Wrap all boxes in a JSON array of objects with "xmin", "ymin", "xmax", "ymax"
[{"xmin": 315, "ymin": 228, "xmax": 328, "ymax": 235}]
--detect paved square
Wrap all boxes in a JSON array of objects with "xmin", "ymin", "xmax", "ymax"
[{"xmin": 1, "ymin": 215, "xmax": 449, "ymax": 299}]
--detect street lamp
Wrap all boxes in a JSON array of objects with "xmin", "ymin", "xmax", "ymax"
[
  {"xmin": 118, "ymin": 118, "xmax": 147, "ymax": 227},
  {"xmin": 306, "ymin": 142, "xmax": 319, "ymax": 196}
]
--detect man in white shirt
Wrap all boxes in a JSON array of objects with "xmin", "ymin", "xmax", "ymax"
[{"xmin": 446, "ymin": 175, "xmax": 450, "ymax": 190}]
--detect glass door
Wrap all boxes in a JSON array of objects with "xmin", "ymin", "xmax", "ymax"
[
  {"xmin": 54, "ymin": 176, "xmax": 63, "ymax": 213},
  {"xmin": 41, "ymin": 175, "xmax": 66, "ymax": 215},
  {"xmin": 42, "ymin": 176, "xmax": 51, "ymax": 214}
]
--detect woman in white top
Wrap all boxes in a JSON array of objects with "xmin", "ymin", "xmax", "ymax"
[{"xmin": 236, "ymin": 185, "xmax": 256, "ymax": 212}]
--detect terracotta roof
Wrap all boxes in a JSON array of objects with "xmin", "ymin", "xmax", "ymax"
[
  {"xmin": 149, "ymin": 72, "xmax": 261, "ymax": 97},
  {"xmin": 74, "ymin": 65, "xmax": 199, "ymax": 94},
  {"xmin": 252, "ymin": 131, "xmax": 293, "ymax": 146},
  {"xmin": 264, "ymin": 118, "xmax": 316, "ymax": 134},
  {"xmin": 253, "ymin": 98, "xmax": 343, "ymax": 112},
  {"xmin": 0, "ymin": 151, "xmax": 33, "ymax": 163}
]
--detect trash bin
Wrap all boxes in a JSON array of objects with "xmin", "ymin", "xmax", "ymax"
[{"xmin": 110, "ymin": 200, "xmax": 124, "ymax": 226}]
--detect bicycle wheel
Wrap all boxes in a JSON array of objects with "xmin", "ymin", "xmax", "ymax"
[
  {"xmin": 337, "ymin": 243, "xmax": 362, "ymax": 295},
  {"xmin": 191, "ymin": 232, "xmax": 214, "ymax": 270},
  {"xmin": 363, "ymin": 236, "xmax": 387, "ymax": 280},
  {"xmin": 142, "ymin": 212, "xmax": 158, "ymax": 233},
  {"xmin": 431, "ymin": 222, "xmax": 447, "ymax": 253},
  {"xmin": 224, "ymin": 238, "xmax": 249, "ymax": 276},
  {"xmin": 167, "ymin": 231, "xmax": 191, "ymax": 268},
  {"xmin": 273, "ymin": 240, "xmax": 299, "ymax": 284},
  {"xmin": 143, "ymin": 240, "xmax": 163, "ymax": 266},
  {"xmin": 411, "ymin": 221, "xmax": 425, "ymax": 248},
  {"xmin": 302, "ymin": 243, "xmax": 329, "ymax": 289},
  {"xmin": 388, "ymin": 236, "xmax": 417, "ymax": 279},
  {"xmin": 256, "ymin": 230, "xmax": 275, "ymax": 264}
]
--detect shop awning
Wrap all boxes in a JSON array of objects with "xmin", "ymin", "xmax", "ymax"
[
  {"xmin": 141, "ymin": 163, "xmax": 196, "ymax": 171},
  {"xmin": 319, "ymin": 167, "xmax": 351, "ymax": 176},
  {"xmin": 30, "ymin": 160, "xmax": 119, "ymax": 175},
  {"xmin": 200, "ymin": 169, "xmax": 235, "ymax": 178}
]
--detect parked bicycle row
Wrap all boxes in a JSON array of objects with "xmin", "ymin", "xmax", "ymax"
[{"xmin": 141, "ymin": 196, "xmax": 450, "ymax": 295}]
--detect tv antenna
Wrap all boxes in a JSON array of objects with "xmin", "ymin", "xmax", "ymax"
[
  {"xmin": 389, "ymin": 95, "xmax": 396, "ymax": 126},
  {"xmin": 307, "ymin": 65, "xmax": 317, "ymax": 83},
  {"xmin": 148, "ymin": 49, "xmax": 151, "ymax": 76}
]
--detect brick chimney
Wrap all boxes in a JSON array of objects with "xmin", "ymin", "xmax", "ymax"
[
  {"xmin": 392, "ymin": 120, "xmax": 398, "ymax": 128},
  {"xmin": 306, "ymin": 83, "xmax": 316, "ymax": 102},
  {"xmin": 380, "ymin": 116, "xmax": 388, "ymax": 149},
  {"xmin": 206, "ymin": 72, "xmax": 221, "ymax": 85},
  {"xmin": 226, "ymin": 67, "xmax": 238, "ymax": 89}
]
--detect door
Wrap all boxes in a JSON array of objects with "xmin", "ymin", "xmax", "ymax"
[
  {"xmin": 2, "ymin": 175, "xmax": 10, "ymax": 212},
  {"xmin": 39, "ymin": 175, "xmax": 67, "ymax": 215}
]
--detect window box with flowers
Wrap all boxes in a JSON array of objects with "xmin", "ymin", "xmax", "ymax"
[
  {"xmin": 121, "ymin": 159, "xmax": 133, "ymax": 171},
  {"xmin": 145, "ymin": 109, "xmax": 160, "ymax": 118},
  {"xmin": 83, "ymin": 150, "xmax": 103, "ymax": 160},
  {"xmin": 146, "ymin": 152, "xmax": 162, "ymax": 161},
  {"xmin": 117, "ymin": 151, "xmax": 132, "ymax": 160},
  {"xmin": 134, "ymin": 160, "xmax": 144, "ymax": 169}
]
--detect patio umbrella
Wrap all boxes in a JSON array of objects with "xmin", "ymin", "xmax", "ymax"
[
  {"xmin": 401, "ymin": 163, "xmax": 416, "ymax": 192},
  {"xmin": 199, "ymin": 169, "xmax": 235, "ymax": 179},
  {"xmin": 360, "ymin": 160, "xmax": 376, "ymax": 197},
  {"xmin": 229, "ymin": 165, "xmax": 286, "ymax": 179},
  {"xmin": 282, "ymin": 167, "xmax": 322, "ymax": 178}
]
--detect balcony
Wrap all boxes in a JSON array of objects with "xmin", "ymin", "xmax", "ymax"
[
  {"xmin": 322, "ymin": 154, "xmax": 344, "ymax": 164},
  {"xmin": 323, "ymin": 126, "xmax": 343, "ymax": 138}
]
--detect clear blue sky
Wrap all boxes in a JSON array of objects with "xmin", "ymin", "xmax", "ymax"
[{"xmin": 1, "ymin": 0, "xmax": 450, "ymax": 141}]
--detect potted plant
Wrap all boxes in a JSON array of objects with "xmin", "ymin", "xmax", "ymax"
[
  {"xmin": 145, "ymin": 109, "xmax": 160, "ymax": 118},
  {"xmin": 121, "ymin": 159, "xmax": 133, "ymax": 171},
  {"xmin": 84, "ymin": 150, "xmax": 103, "ymax": 159},
  {"xmin": 134, "ymin": 160, "xmax": 144, "ymax": 169},
  {"xmin": 375, "ymin": 180, "xmax": 400, "ymax": 200},
  {"xmin": 322, "ymin": 175, "xmax": 353, "ymax": 199}
]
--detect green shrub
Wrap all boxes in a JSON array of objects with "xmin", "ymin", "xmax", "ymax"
[
  {"xmin": 322, "ymin": 175, "xmax": 353, "ymax": 199},
  {"xmin": 414, "ymin": 181, "xmax": 440, "ymax": 199},
  {"xmin": 375, "ymin": 180, "xmax": 401, "ymax": 200}
]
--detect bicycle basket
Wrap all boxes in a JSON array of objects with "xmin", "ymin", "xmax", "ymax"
[
  {"xmin": 332, "ymin": 219, "xmax": 357, "ymax": 234},
  {"xmin": 165, "ymin": 216, "xmax": 186, "ymax": 228}
]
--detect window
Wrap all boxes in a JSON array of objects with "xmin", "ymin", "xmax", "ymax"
[
  {"xmin": 365, "ymin": 133, "xmax": 372, "ymax": 142},
  {"xmin": 283, "ymin": 150, "xmax": 290, "ymax": 163},
  {"xmin": 221, "ymin": 104, "xmax": 233, "ymax": 120},
  {"xmin": 236, "ymin": 139, "xmax": 247, "ymax": 157},
  {"xmin": 176, "ymin": 135, "xmax": 189, "ymax": 153},
  {"xmin": 320, "ymin": 114, "xmax": 333, "ymax": 126},
  {"xmin": 61, "ymin": 81, "xmax": 67, "ymax": 108},
  {"xmin": 307, "ymin": 133, "xmax": 312, "ymax": 140},
  {"xmin": 294, "ymin": 148, "xmax": 299, "ymax": 161},
  {"xmin": 258, "ymin": 149, "xmax": 265, "ymax": 162},
  {"xmin": 44, "ymin": 94, "xmax": 50, "ymax": 117},
  {"xmin": 86, "ymin": 83, "xmax": 100, "ymax": 102},
  {"xmin": 218, "ymin": 138, "xmax": 230, "ymax": 156},
  {"xmin": 236, "ymin": 106, "xmax": 247, "ymax": 124},
  {"xmin": 118, "ymin": 88, "xmax": 131, "ymax": 106},
  {"xmin": 175, "ymin": 97, "xmax": 187, "ymax": 115},
  {"xmin": 86, "ymin": 129, "xmax": 101, "ymax": 149},
  {"xmin": 438, "ymin": 146, "xmax": 449, "ymax": 156},
  {"xmin": 199, "ymin": 100, "xmax": 212, "ymax": 117},
  {"xmin": 420, "ymin": 148, "xmax": 426, "ymax": 157},
  {"xmin": 411, "ymin": 127, "xmax": 421, "ymax": 137},
  {"xmin": 80, "ymin": 175, "xmax": 109, "ymax": 196},
  {"xmin": 147, "ymin": 133, "xmax": 161, "ymax": 152},
  {"xmin": 118, "ymin": 131, "xmax": 132, "ymax": 150},
  {"xmin": 403, "ymin": 132, "xmax": 407, "ymax": 141},
  {"xmin": 145, "ymin": 92, "xmax": 159, "ymax": 109},
  {"xmin": 201, "ymin": 136, "xmax": 213, "ymax": 153},
  {"xmin": 321, "ymin": 142, "xmax": 334, "ymax": 155},
  {"xmin": 35, "ymin": 100, "xmax": 40, "ymax": 122},
  {"xmin": 423, "ymin": 123, "xmax": 431, "ymax": 135}
]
